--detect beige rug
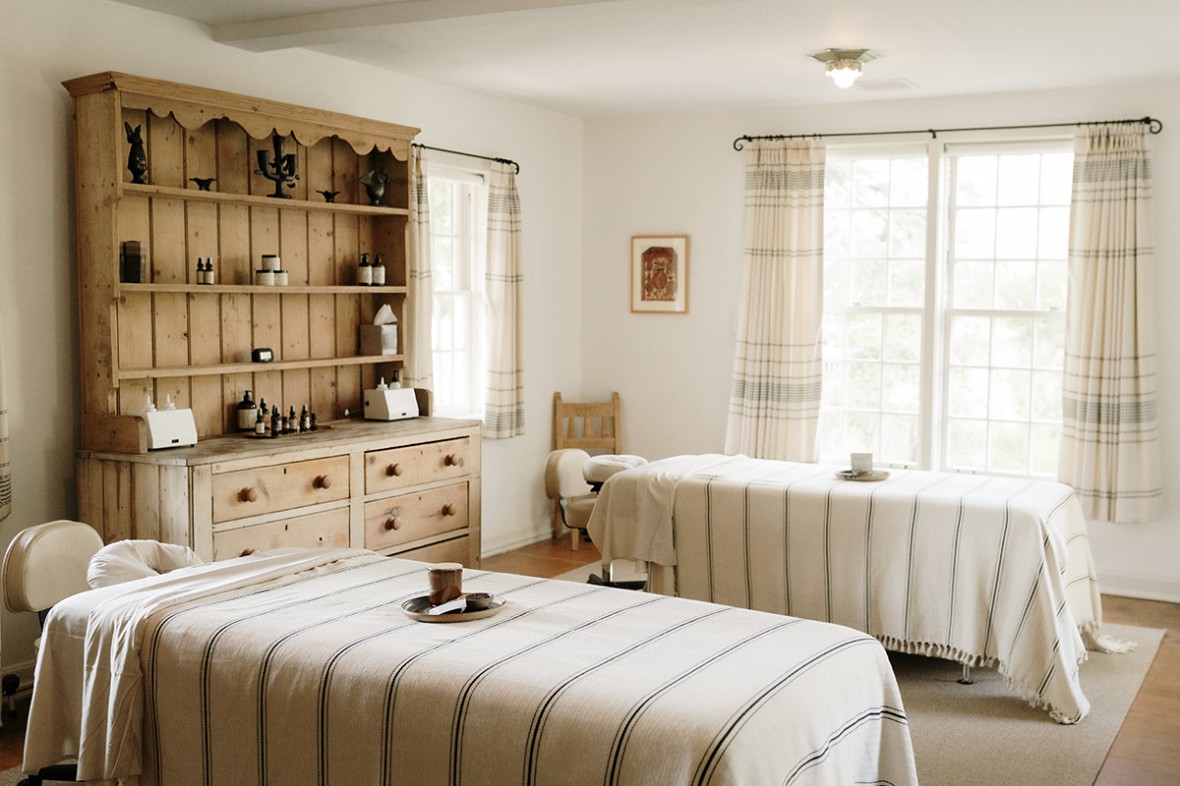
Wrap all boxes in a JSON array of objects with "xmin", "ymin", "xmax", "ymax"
[
  {"xmin": 551, "ymin": 563, "xmax": 1163, "ymax": 786},
  {"xmin": 0, "ymin": 566, "xmax": 1160, "ymax": 786}
]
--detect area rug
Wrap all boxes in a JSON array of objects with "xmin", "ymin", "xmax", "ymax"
[{"xmin": 551, "ymin": 564, "xmax": 1162, "ymax": 786}]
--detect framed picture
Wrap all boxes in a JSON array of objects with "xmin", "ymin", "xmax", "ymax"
[{"xmin": 631, "ymin": 235, "xmax": 689, "ymax": 313}]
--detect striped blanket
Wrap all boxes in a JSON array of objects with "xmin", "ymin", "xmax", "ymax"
[
  {"xmin": 25, "ymin": 548, "xmax": 917, "ymax": 785},
  {"xmin": 587, "ymin": 454, "xmax": 1105, "ymax": 724}
]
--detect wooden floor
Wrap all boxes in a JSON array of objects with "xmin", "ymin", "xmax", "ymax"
[{"xmin": 0, "ymin": 538, "xmax": 1174, "ymax": 784}]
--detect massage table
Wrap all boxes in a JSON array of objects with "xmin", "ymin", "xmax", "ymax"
[
  {"xmin": 23, "ymin": 548, "xmax": 918, "ymax": 785},
  {"xmin": 587, "ymin": 454, "xmax": 1110, "ymax": 724}
]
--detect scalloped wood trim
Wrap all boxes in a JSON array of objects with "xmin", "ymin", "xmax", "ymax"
[{"xmin": 62, "ymin": 71, "xmax": 417, "ymax": 160}]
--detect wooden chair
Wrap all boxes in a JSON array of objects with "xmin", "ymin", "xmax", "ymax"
[{"xmin": 551, "ymin": 392, "xmax": 621, "ymax": 539}]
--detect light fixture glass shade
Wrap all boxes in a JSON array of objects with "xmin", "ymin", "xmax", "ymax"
[
  {"xmin": 810, "ymin": 48, "xmax": 878, "ymax": 89},
  {"xmin": 826, "ymin": 60, "xmax": 862, "ymax": 88}
]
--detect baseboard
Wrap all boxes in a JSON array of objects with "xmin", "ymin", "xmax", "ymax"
[
  {"xmin": 1100, "ymin": 572, "xmax": 1180, "ymax": 605},
  {"xmin": 480, "ymin": 529, "xmax": 555, "ymax": 559}
]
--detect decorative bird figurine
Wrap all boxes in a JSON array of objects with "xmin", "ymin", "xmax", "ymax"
[
  {"xmin": 359, "ymin": 169, "xmax": 390, "ymax": 206},
  {"xmin": 318, "ymin": 189, "xmax": 340, "ymax": 203},
  {"xmin": 189, "ymin": 177, "xmax": 216, "ymax": 191}
]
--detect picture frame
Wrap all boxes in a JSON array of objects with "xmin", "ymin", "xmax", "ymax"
[{"xmin": 630, "ymin": 235, "xmax": 689, "ymax": 314}]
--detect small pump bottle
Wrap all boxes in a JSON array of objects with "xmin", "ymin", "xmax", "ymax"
[
  {"xmin": 237, "ymin": 390, "xmax": 258, "ymax": 431},
  {"xmin": 357, "ymin": 252, "xmax": 373, "ymax": 286}
]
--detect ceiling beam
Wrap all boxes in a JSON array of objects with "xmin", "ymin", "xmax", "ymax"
[{"xmin": 213, "ymin": 0, "xmax": 623, "ymax": 51}]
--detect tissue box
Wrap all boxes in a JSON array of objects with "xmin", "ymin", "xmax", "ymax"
[{"xmin": 359, "ymin": 324, "xmax": 398, "ymax": 356}]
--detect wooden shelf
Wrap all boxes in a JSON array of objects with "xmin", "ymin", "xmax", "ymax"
[
  {"xmin": 116, "ymin": 354, "xmax": 403, "ymax": 382},
  {"xmin": 116, "ymin": 283, "xmax": 408, "ymax": 295},
  {"xmin": 123, "ymin": 182, "xmax": 409, "ymax": 216}
]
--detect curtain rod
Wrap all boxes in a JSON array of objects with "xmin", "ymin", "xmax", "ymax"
[
  {"xmin": 412, "ymin": 142, "xmax": 520, "ymax": 174},
  {"xmin": 732, "ymin": 116, "xmax": 1163, "ymax": 151}
]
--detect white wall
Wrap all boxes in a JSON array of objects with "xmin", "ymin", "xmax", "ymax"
[
  {"xmin": 0, "ymin": 0, "xmax": 584, "ymax": 671},
  {"xmin": 582, "ymin": 82, "xmax": 1180, "ymax": 602}
]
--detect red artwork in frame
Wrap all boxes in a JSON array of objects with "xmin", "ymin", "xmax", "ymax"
[{"xmin": 631, "ymin": 235, "xmax": 688, "ymax": 313}]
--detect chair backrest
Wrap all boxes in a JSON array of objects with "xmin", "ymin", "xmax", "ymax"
[
  {"xmin": 3, "ymin": 520, "xmax": 105, "ymax": 614},
  {"xmin": 544, "ymin": 449, "xmax": 593, "ymax": 501},
  {"xmin": 553, "ymin": 392, "xmax": 621, "ymax": 453}
]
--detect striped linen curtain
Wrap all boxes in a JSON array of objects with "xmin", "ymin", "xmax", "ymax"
[
  {"xmin": 402, "ymin": 147, "xmax": 433, "ymax": 391},
  {"xmin": 1059, "ymin": 123, "xmax": 1162, "ymax": 522},
  {"xmin": 724, "ymin": 139, "xmax": 826, "ymax": 461},
  {"xmin": 482, "ymin": 162, "xmax": 525, "ymax": 439},
  {"xmin": 0, "ymin": 310, "xmax": 10, "ymax": 521}
]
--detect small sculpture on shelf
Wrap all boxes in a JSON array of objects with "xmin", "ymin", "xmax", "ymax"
[
  {"xmin": 255, "ymin": 133, "xmax": 299, "ymax": 199},
  {"xmin": 124, "ymin": 122, "xmax": 148, "ymax": 184},
  {"xmin": 189, "ymin": 177, "xmax": 216, "ymax": 191},
  {"xmin": 359, "ymin": 169, "xmax": 389, "ymax": 206},
  {"xmin": 317, "ymin": 189, "xmax": 340, "ymax": 203}
]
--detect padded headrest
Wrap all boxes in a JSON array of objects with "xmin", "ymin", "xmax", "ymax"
[
  {"xmin": 545, "ymin": 449, "xmax": 593, "ymax": 499},
  {"xmin": 3, "ymin": 520, "xmax": 105, "ymax": 613},
  {"xmin": 583, "ymin": 454, "xmax": 648, "ymax": 484},
  {"xmin": 87, "ymin": 539, "xmax": 204, "ymax": 589}
]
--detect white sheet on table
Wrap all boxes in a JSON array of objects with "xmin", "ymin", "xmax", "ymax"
[{"xmin": 27, "ymin": 548, "xmax": 368, "ymax": 781}]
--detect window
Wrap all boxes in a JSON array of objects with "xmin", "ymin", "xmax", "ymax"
[
  {"xmin": 428, "ymin": 167, "xmax": 488, "ymax": 418},
  {"xmin": 819, "ymin": 139, "xmax": 1073, "ymax": 478}
]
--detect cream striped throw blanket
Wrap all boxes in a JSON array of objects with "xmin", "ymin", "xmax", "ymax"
[
  {"xmin": 25, "ymin": 548, "xmax": 917, "ymax": 785},
  {"xmin": 589, "ymin": 454, "xmax": 1111, "ymax": 724}
]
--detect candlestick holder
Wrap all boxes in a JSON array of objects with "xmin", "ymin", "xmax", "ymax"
[{"xmin": 255, "ymin": 134, "xmax": 299, "ymax": 198}]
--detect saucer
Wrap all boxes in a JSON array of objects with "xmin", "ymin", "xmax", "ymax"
[
  {"xmin": 835, "ymin": 469, "xmax": 890, "ymax": 482},
  {"xmin": 401, "ymin": 594, "xmax": 506, "ymax": 623}
]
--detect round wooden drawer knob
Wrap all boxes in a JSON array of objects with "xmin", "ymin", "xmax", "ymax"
[
  {"xmin": 313, "ymin": 474, "xmax": 332, "ymax": 489},
  {"xmin": 441, "ymin": 503, "xmax": 456, "ymax": 517},
  {"xmin": 385, "ymin": 463, "xmax": 404, "ymax": 477},
  {"xmin": 239, "ymin": 487, "xmax": 258, "ymax": 503},
  {"xmin": 444, "ymin": 454, "xmax": 464, "ymax": 468},
  {"xmin": 384, "ymin": 516, "xmax": 401, "ymax": 531}
]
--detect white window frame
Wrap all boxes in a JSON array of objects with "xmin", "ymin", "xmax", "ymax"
[
  {"xmin": 820, "ymin": 133, "xmax": 1073, "ymax": 479},
  {"xmin": 427, "ymin": 164, "xmax": 488, "ymax": 419}
]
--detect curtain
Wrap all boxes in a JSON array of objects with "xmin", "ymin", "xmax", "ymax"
[
  {"xmin": 0, "ymin": 309, "xmax": 10, "ymax": 521},
  {"xmin": 482, "ymin": 162, "xmax": 525, "ymax": 439},
  {"xmin": 402, "ymin": 147, "xmax": 434, "ymax": 391},
  {"xmin": 724, "ymin": 139, "xmax": 826, "ymax": 461},
  {"xmin": 1059, "ymin": 123, "xmax": 1162, "ymax": 522}
]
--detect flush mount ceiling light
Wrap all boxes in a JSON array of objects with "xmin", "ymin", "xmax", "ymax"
[{"xmin": 809, "ymin": 48, "xmax": 880, "ymax": 89}]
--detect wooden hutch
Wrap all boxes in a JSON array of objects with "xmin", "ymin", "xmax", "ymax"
[{"xmin": 64, "ymin": 72, "xmax": 480, "ymax": 565}]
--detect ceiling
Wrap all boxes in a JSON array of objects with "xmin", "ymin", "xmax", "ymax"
[{"xmin": 112, "ymin": 0, "xmax": 1180, "ymax": 117}]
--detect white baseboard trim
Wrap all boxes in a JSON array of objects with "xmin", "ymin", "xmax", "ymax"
[
  {"xmin": 480, "ymin": 529, "xmax": 556, "ymax": 559},
  {"xmin": 1099, "ymin": 572, "xmax": 1180, "ymax": 605}
]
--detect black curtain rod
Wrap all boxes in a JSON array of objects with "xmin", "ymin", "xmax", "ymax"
[
  {"xmin": 412, "ymin": 142, "xmax": 520, "ymax": 174},
  {"xmin": 732, "ymin": 116, "xmax": 1163, "ymax": 151}
]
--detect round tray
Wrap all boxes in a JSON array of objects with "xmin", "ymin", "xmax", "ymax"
[
  {"xmin": 835, "ymin": 469, "xmax": 890, "ymax": 482},
  {"xmin": 401, "ymin": 594, "xmax": 506, "ymax": 623}
]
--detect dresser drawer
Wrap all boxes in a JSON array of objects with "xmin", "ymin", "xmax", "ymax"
[
  {"xmin": 364, "ymin": 482, "xmax": 468, "ymax": 551},
  {"xmin": 212, "ymin": 508, "xmax": 350, "ymax": 560},
  {"xmin": 212, "ymin": 455, "xmax": 350, "ymax": 523},
  {"xmin": 364, "ymin": 438, "xmax": 471, "ymax": 493}
]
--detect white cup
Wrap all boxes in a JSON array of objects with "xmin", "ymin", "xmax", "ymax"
[
  {"xmin": 255, "ymin": 269, "xmax": 276, "ymax": 286},
  {"xmin": 850, "ymin": 453, "xmax": 873, "ymax": 475},
  {"xmin": 261, "ymin": 254, "xmax": 281, "ymax": 272}
]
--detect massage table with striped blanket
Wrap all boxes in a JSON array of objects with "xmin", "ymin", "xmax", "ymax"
[
  {"xmin": 587, "ymin": 454, "xmax": 1108, "ymax": 724},
  {"xmin": 23, "ymin": 548, "xmax": 917, "ymax": 785}
]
